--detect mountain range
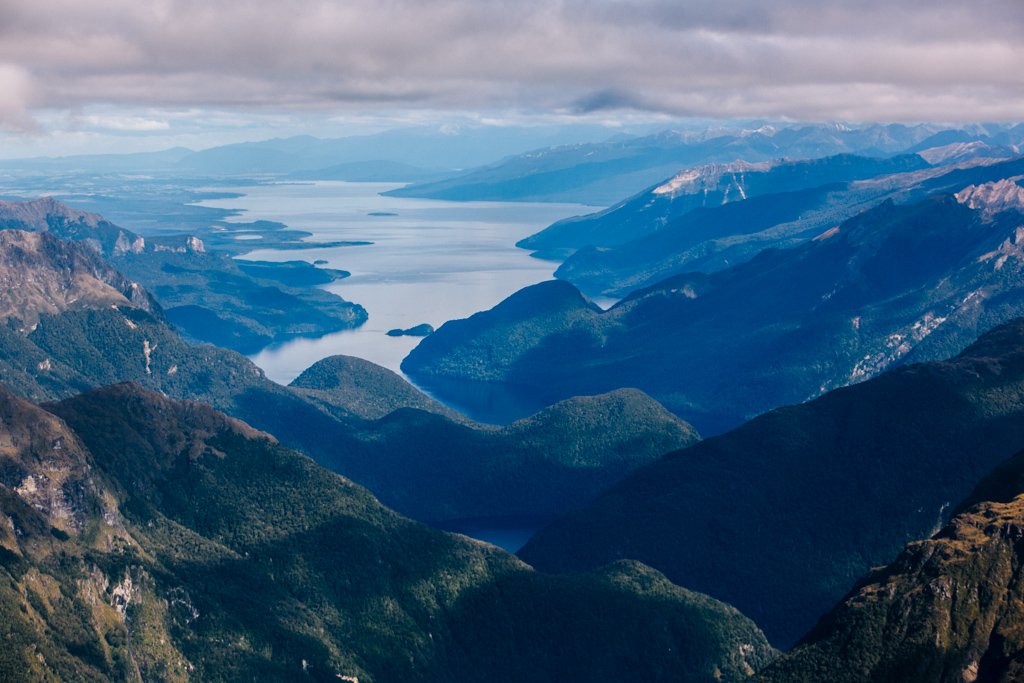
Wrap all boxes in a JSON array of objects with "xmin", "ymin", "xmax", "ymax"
[
  {"xmin": 517, "ymin": 317, "xmax": 1024, "ymax": 647},
  {"xmin": 404, "ymin": 165, "xmax": 1024, "ymax": 434},
  {"xmin": 0, "ymin": 227, "xmax": 698, "ymax": 528},
  {"xmin": 0, "ymin": 124, "xmax": 657, "ymax": 178},
  {"xmin": 0, "ymin": 380, "xmax": 774, "ymax": 681},
  {"xmin": 0, "ymin": 197, "xmax": 365, "ymax": 354},
  {"xmin": 9, "ymin": 120, "xmax": 1024, "ymax": 679},
  {"xmin": 386, "ymin": 123, "xmax": 1024, "ymax": 205},
  {"xmin": 528, "ymin": 154, "xmax": 1024, "ymax": 298}
]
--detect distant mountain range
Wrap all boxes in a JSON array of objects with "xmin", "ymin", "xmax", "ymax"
[
  {"xmin": 403, "ymin": 161, "xmax": 1024, "ymax": 434},
  {"xmin": 529, "ymin": 154, "xmax": 1024, "ymax": 298},
  {"xmin": 386, "ymin": 123, "xmax": 1024, "ymax": 205},
  {"xmin": 0, "ymin": 123, "xmax": 658, "ymax": 178}
]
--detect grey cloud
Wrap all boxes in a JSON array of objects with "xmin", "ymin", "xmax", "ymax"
[{"xmin": 0, "ymin": 0, "xmax": 1022, "ymax": 130}]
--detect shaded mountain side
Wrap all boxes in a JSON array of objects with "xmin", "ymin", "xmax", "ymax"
[
  {"xmin": 0, "ymin": 381, "xmax": 776, "ymax": 682},
  {"xmin": 756, "ymin": 467, "xmax": 1024, "ymax": 682},
  {"xmin": 554, "ymin": 182, "xmax": 851, "ymax": 296},
  {"xmin": 0, "ymin": 232, "xmax": 697, "ymax": 524},
  {"xmin": 405, "ymin": 189, "xmax": 1024, "ymax": 435},
  {"xmin": 235, "ymin": 386, "xmax": 699, "ymax": 523},
  {"xmin": 0, "ymin": 199, "xmax": 366, "ymax": 353},
  {"xmin": 518, "ymin": 318, "xmax": 1024, "ymax": 648}
]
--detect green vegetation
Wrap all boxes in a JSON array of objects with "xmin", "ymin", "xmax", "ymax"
[
  {"xmin": 519, "ymin": 318, "xmax": 1024, "ymax": 647},
  {"xmin": 0, "ymin": 382, "xmax": 777, "ymax": 681},
  {"xmin": 407, "ymin": 190, "xmax": 1024, "ymax": 435},
  {"xmin": 290, "ymin": 354, "xmax": 461, "ymax": 420},
  {"xmin": 0, "ymin": 233, "xmax": 698, "ymax": 526},
  {"xmin": 0, "ymin": 199, "xmax": 367, "ymax": 354},
  {"xmin": 115, "ymin": 249, "xmax": 365, "ymax": 354},
  {"xmin": 756, "ymin": 463, "xmax": 1024, "ymax": 682}
]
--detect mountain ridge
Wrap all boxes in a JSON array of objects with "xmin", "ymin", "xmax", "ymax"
[
  {"xmin": 518, "ymin": 316, "xmax": 1024, "ymax": 647},
  {"xmin": 0, "ymin": 379, "xmax": 775, "ymax": 681}
]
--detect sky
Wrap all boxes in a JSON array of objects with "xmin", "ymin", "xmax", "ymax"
[{"xmin": 1, "ymin": 0, "xmax": 1023, "ymax": 156}]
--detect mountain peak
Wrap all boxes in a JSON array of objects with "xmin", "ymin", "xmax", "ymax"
[
  {"xmin": 0, "ymin": 230, "xmax": 159, "ymax": 326},
  {"xmin": 0, "ymin": 196, "xmax": 106, "ymax": 230}
]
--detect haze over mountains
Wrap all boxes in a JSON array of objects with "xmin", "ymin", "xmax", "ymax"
[{"xmin": 387, "ymin": 123, "xmax": 984, "ymax": 205}]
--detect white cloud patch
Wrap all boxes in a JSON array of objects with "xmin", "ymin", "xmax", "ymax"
[
  {"xmin": 0, "ymin": 0, "xmax": 1021, "ymax": 125},
  {"xmin": 0, "ymin": 63, "xmax": 37, "ymax": 131},
  {"xmin": 79, "ymin": 114, "xmax": 171, "ymax": 131}
]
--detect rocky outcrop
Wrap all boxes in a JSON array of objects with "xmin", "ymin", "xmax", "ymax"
[
  {"xmin": 757, "ymin": 491, "xmax": 1024, "ymax": 682},
  {"xmin": 0, "ymin": 230, "xmax": 159, "ymax": 326},
  {"xmin": 956, "ymin": 178, "xmax": 1024, "ymax": 217}
]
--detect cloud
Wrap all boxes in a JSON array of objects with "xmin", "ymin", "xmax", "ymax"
[
  {"xmin": 0, "ymin": 0, "xmax": 1022, "ymax": 126},
  {"xmin": 79, "ymin": 114, "xmax": 171, "ymax": 132},
  {"xmin": 0, "ymin": 63, "xmax": 37, "ymax": 132}
]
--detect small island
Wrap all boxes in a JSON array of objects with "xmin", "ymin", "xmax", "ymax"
[
  {"xmin": 386, "ymin": 323, "xmax": 434, "ymax": 337},
  {"xmin": 368, "ymin": 211, "xmax": 399, "ymax": 217}
]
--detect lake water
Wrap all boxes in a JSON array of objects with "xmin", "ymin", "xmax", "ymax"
[
  {"xmin": 196, "ymin": 182, "xmax": 596, "ymax": 386},
  {"xmin": 432, "ymin": 517, "xmax": 552, "ymax": 554}
]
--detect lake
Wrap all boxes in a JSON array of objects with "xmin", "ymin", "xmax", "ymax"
[{"xmin": 196, "ymin": 181, "xmax": 597, "ymax": 387}]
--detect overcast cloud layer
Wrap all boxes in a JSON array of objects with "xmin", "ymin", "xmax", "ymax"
[{"xmin": 2, "ymin": 0, "xmax": 1023, "ymax": 134}]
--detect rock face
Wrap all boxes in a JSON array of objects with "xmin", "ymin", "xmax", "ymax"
[
  {"xmin": 406, "ymin": 186, "xmax": 1024, "ymax": 436},
  {"xmin": 518, "ymin": 318, "xmax": 1024, "ymax": 648},
  {"xmin": 0, "ymin": 196, "xmax": 144, "ymax": 256},
  {"xmin": 0, "ymin": 381, "xmax": 776, "ymax": 682},
  {"xmin": 756, "ymin": 466, "xmax": 1024, "ymax": 683},
  {"xmin": 956, "ymin": 178, "xmax": 1024, "ymax": 216},
  {"xmin": 0, "ymin": 230, "xmax": 159, "ymax": 326}
]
